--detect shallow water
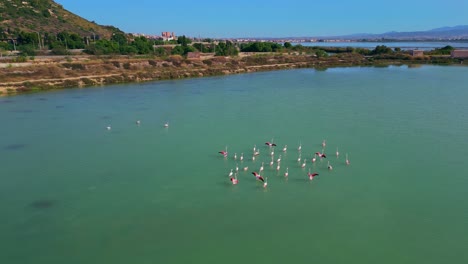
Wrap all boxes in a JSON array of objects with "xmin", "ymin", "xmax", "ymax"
[{"xmin": 1, "ymin": 65, "xmax": 467, "ymax": 264}]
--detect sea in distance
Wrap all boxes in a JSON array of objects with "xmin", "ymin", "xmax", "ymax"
[
  {"xmin": 1, "ymin": 65, "xmax": 467, "ymax": 264},
  {"xmin": 298, "ymin": 41, "xmax": 468, "ymax": 50}
]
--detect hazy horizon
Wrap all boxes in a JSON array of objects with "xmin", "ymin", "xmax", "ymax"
[{"xmin": 54, "ymin": 0, "xmax": 468, "ymax": 38}]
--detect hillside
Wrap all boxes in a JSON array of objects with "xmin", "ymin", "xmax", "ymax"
[{"xmin": 0, "ymin": 0, "xmax": 121, "ymax": 39}]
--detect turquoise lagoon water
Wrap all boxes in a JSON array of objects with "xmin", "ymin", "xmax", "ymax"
[{"xmin": 1, "ymin": 65, "xmax": 468, "ymax": 263}]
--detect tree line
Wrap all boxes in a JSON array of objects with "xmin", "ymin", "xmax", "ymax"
[
  {"xmin": 0, "ymin": 30, "xmax": 437, "ymax": 59},
  {"xmin": 0, "ymin": 31, "xmax": 240, "ymax": 57}
]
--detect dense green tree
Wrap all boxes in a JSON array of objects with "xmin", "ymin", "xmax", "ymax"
[
  {"xmin": 441, "ymin": 45, "xmax": 454, "ymax": 51},
  {"xmin": 111, "ymin": 33, "xmax": 127, "ymax": 46},
  {"xmin": 426, "ymin": 45, "xmax": 454, "ymax": 55},
  {"xmin": 154, "ymin": 47, "xmax": 168, "ymax": 57},
  {"xmin": 42, "ymin": 9, "xmax": 51, "ymax": 18},
  {"xmin": 171, "ymin": 45, "xmax": 185, "ymax": 56},
  {"xmin": 240, "ymin": 42, "xmax": 282, "ymax": 52},
  {"xmin": 216, "ymin": 41, "xmax": 238, "ymax": 56},
  {"xmin": 177, "ymin": 35, "xmax": 192, "ymax": 46},
  {"xmin": 19, "ymin": 44, "xmax": 36, "ymax": 56},
  {"xmin": 56, "ymin": 32, "xmax": 85, "ymax": 49},
  {"xmin": 354, "ymin": 48, "xmax": 371, "ymax": 55},
  {"xmin": 284, "ymin": 42, "xmax": 292, "ymax": 48},
  {"xmin": 292, "ymin": 44, "xmax": 304, "ymax": 51},
  {"xmin": 0, "ymin": 41, "xmax": 11, "ymax": 52},
  {"xmin": 131, "ymin": 36, "xmax": 152, "ymax": 54},
  {"xmin": 192, "ymin": 43, "xmax": 212, "ymax": 52},
  {"xmin": 119, "ymin": 45, "xmax": 138, "ymax": 55},
  {"xmin": 315, "ymin": 49, "xmax": 328, "ymax": 58},
  {"xmin": 171, "ymin": 45, "xmax": 195, "ymax": 56},
  {"xmin": 17, "ymin": 31, "xmax": 38, "ymax": 45},
  {"xmin": 184, "ymin": 45, "xmax": 196, "ymax": 54},
  {"xmin": 371, "ymin": 45, "xmax": 393, "ymax": 55},
  {"xmin": 84, "ymin": 39, "xmax": 119, "ymax": 55}
]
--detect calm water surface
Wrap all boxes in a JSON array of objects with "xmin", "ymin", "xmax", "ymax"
[{"xmin": 1, "ymin": 65, "xmax": 468, "ymax": 264}]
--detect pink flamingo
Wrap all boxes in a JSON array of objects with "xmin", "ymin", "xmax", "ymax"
[
  {"xmin": 297, "ymin": 153, "xmax": 302, "ymax": 163},
  {"xmin": 346, "ymin": 153, "xmax": 350, "ymax": 165},
  {"xmin": 218, "ymin": 146, "xmax": 228, "ymax": 157},
  {"xmin": 277, "ymin": 155, "xmax": 282, "ymax": 163},
  {"xmin": 336, "ymin": 147, "xmax": 339, "ymax": 158},
  {"xmin": 283, "ymin": 145, "xmax": 287, "ymax": 152},
  {"xmin": 265, "ymin": 142, "xmax": 277, "ymax": 147},
  {"xmin": 315, "ymin": 151, "xmax": 327, "ymax": 159},
  {"xmin": 308, "ymin": 169, "xmax": 319, "ymax": 180},
  {"xmin": 240, "ymin": 153, "xmax": 244, "ymax": 161},
  {"xmin": 284, "ymin": 167, "xmax": 289, "ymax": 177},
  {"xmin": 312, "ymin": 154, "xmax": 317, "ymax": 163},
  {"xmin": 298, "ymin": 141, "xmax": 302, "ymax": 152},
  {"xmin": 260, "ymin": 162, "xmax": 264, "ymax": 172},
  {"xmin": 252, "ymin": 172, "xmax": 265, "ymax": 182},
  {"xmin": 301, "ymin": 159, "xmax": 307, "ymax": 168},
  {"xmin": 269, "ymin": 156, "xmax": 274, "ymax": 166},
  {"xmin": 322, "ymin": 139, "xmax": 326, "ymax": 148},
  {"xmin": 234, "ymin": 153, "xmax": 237, "ymax": 160},
  {"xmin": 327, "ymin": 161, "xmax": 333, "ymax": 171},
  {"xmin": 263, "ymin": 177, "xmax": 268, "ymax": 188},
  {"xmin": 276, "ymin": 164, "xmax": 280, "ymax": 171},
  {"xmin": 230, "ymin": 173, "xmax": 239, "ymax": 185}
]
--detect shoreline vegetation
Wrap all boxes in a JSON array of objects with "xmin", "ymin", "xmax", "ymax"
[
  {"xmin": 1, "ymin": 45, "xmax": 465, "ymax": 96},
  {"xmin": 1, "ymin": 1, "xmax": 466, "ymax": 96}
]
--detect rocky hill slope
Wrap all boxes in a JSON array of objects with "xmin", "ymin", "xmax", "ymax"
[{"xmin": 0, "ymin": 0, "xmax": 120, "ymax": 39}]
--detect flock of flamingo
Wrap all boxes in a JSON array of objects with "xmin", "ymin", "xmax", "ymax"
[{"xmin": 219, "ymin": 139, "xmax": 351, "ymax": 188}]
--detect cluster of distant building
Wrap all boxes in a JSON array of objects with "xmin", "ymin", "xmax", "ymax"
[
  {"xmin": 234, "ymin": 38, "xmax": 353, "ymax": 43},
  {"xmin": 131, "ymin": 32, "xmax": 176, "ymax": 41}
]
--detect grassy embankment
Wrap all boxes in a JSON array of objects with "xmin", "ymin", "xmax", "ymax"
[{"xmin": 0, "ymin": 52, "xmax": 464, "ymax": 96}]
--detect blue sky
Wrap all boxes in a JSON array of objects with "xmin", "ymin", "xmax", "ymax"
[{"xmin": 55, "ymin": 0, "xmax": 467, "ymax": 38}]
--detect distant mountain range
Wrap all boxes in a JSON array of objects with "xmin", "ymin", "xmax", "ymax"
[{"xmin": 327, "ymin": 25, "xmax": 468, "ymax": 40}]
